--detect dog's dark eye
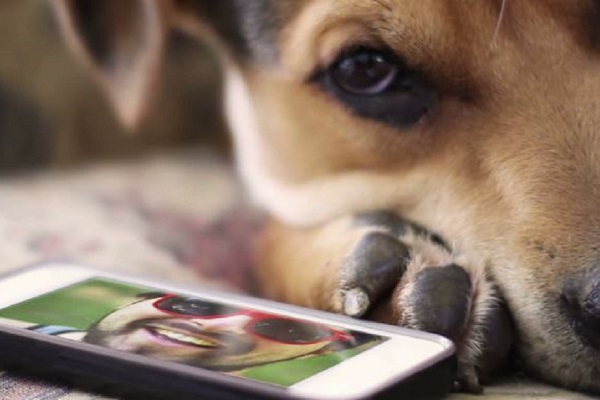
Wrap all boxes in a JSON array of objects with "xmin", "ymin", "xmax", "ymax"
[
  {"xmin": 333, "ymin": 51, "xmax": 399, "ymax": 95},
  {"xmin": 316, "ymin": 48, "xmax": 436, "ymax": 128}
]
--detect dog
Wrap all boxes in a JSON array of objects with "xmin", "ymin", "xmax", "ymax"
[{"xmin": 52, "ymin": 0, "xmax": 600, "ymax": 394}]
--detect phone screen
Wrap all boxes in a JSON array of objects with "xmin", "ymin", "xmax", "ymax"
[{"xmin": 0, "ymin": 278, "xmax": 388, "ymax": 388}]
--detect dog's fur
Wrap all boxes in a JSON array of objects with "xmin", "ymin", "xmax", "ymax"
[{"xmin": 53, "ymin": 0, "xmax": 600, "ymax": 394}]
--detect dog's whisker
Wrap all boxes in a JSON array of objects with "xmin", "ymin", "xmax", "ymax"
[{"xmin": 492, "ymin": 0, "xmax": 508, "ymax": 45}]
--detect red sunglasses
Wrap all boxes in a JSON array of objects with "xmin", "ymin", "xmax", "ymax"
[{"xmin": 152, "ymin": 295, "xmax": 352, "ymax": 345}]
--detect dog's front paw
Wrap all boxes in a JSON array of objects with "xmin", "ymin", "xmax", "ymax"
[{"xmin": 331, "ymin": 212, "xmax": 514, "ymax": 393}]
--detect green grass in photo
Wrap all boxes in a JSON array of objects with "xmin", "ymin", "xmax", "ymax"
[
  {"xmin": 0, "ymin": 279, "xmax": 152, "ymax": 329},
  {"xmin": 241, "ymin": 341, "xmax": 384, "ymax": 387}
]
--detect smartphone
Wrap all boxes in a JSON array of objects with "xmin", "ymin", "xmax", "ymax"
[{"xmin": 0, "ymin": 263, "xmax": 455, "ymax": 400}]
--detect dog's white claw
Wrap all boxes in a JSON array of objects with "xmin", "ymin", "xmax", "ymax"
[{"xmin": 343, "ymin": 288, "xmax": 371, "ymax": 317}]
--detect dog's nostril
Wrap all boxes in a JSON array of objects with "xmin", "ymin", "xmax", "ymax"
[
  {"xmin": 563, "ymin": 276, "xmax": 600, "ymax": 332},
  {"xmin": 583, "ymin": 287, "xmax": 600, "ymax": 328}
]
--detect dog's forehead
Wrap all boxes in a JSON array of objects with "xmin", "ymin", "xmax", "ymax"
[{"xmin": 200, "ymin": 0, "xmax": 600, "ymax": 64}]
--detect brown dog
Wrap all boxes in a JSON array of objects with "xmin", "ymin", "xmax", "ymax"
[{"xmin": 53, "ymin": 0, "xmax": 600, "ymax": 394}]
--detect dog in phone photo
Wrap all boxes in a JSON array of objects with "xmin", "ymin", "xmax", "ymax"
[{"xmin": 52, "ymin": 0, "xmax": 600, "ymax": 394}]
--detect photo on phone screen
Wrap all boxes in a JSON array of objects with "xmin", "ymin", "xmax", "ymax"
[{"xmin": 0, "ymin": 278, "xmax": 388, "ymax": 388}]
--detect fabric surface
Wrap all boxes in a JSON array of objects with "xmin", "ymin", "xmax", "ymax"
[
  {"xmin": 0, "ymin": 151, "xmax": 592, "ymax": 399},
  {"xmin": 0, "ymin": 151, "xmax": 263, "ymax": 288},
  {"xmin": 0, "ymin": 372, "xmax": 106, "ymax": 400}
]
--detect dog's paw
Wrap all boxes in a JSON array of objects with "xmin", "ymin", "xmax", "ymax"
[{"xmin": 330, "ymin": 212, "xmax": 513, "ymax": 393}]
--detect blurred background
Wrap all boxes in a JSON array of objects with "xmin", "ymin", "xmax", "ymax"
[{"xmin": 0, "ymin": 0, "xmax": 228, "ymax": 173}]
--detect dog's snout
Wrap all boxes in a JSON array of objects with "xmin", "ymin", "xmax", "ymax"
[{"xmin": 562, "ymin": 274, "xmax": 600, "ymax": 335}]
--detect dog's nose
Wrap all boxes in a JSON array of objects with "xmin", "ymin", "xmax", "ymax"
[{"xmin": 562, "ymin": 273, "xmax": 600, "ymax": 333}]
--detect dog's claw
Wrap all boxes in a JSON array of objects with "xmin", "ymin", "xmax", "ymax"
[
  {"xmin": 342, "ymin": 287, "xmax": 371, "ymax": 317},
  {"xmin": 454, "ymin": 365, "xmax": 484, "ymax": 394}
]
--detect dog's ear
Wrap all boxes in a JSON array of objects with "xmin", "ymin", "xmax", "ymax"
[{"xmin": 51, "ymin": 0, "xmax": 171, "ymax": 130}]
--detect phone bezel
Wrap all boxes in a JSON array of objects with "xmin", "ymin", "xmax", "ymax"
[{"xmin": 0, "ymin": 263, "xmax": 456, "ymax": 399}]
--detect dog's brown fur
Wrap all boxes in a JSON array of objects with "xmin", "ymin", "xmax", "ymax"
[{"xmin": 54, "ymin": 0, "xmax": 600, "ymax": 393}]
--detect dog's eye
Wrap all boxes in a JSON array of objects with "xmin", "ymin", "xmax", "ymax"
[
  {"xmin": 332, "ymin": 50, "xmax": 399, "ymax": 95},
  {"xmin": 316, "ymin": 48, "xmax": 436, "ymax": 128}
]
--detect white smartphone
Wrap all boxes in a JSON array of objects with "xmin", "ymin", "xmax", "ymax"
[{"xmin": 0, "ymin": 263, "xmax": 455, "ymax": 399}]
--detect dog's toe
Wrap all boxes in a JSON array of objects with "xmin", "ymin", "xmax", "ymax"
[
  {"xmin": 340, "ymin": 231, "xmax": 410, "ymax": 317},
  {"xmin": 402, "ymin": 264, "xmax": 472, "ymax": 341},
  {"xmin": 450, "ymin": 301, "xmax": 513, "ymax": 393}
]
